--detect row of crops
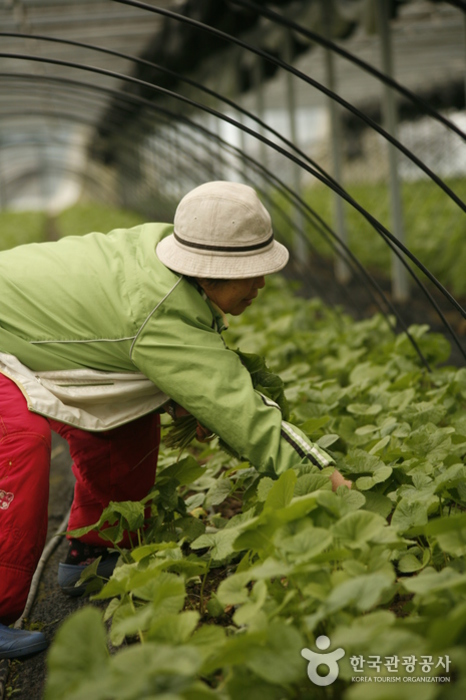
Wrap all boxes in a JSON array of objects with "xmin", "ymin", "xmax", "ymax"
[
  {"xmin": 276, "ymin": 178, "xmax": 466, "ymax": 298},
  {"xmin": 0, "ymin": 205, "xmax": 146, "ymax": 251},
  {"xmin": 44, "ymin": 274, "xmax": 466, "ymax": 700},
  {"xmin": 2, "ymin": 177, "xmax": 466, "ymax": 297}
]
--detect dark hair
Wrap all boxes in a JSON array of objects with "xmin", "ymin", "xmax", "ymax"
[{"xmin": 183, "ymin": 275, "xmax": 228, "ymax": 288}]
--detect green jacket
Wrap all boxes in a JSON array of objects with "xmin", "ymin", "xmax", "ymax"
[{"xmin": 0, "ymin": 223, "xmax": 333, "ymax": 476}]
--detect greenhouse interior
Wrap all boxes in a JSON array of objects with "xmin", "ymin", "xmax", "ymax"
[{"xmin": 0, "ymin": 1, "xmax": 466, "ymax": 699}]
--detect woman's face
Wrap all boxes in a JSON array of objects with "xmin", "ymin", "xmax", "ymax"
[{"xmin": 198, "ymin": 276, "xmax": 266, "ymax": 316}]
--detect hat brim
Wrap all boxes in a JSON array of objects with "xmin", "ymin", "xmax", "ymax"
[{"xmin": 156, "ymin": 234, "xmax": 289, "ymax": 279}]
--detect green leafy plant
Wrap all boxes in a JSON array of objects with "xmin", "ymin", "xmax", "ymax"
[{"xmin": 46, "ymin": 276, "xmax": 466, "ymax": 700}]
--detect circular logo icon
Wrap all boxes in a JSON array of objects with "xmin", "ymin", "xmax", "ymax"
[{"xmin": 301, "ymin": 635, "xmax": 345, "ymax": 687}]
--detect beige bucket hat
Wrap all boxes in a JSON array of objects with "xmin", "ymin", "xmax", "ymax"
[{"xmin": 156, "ymin": 181, "xmax": 289, "ymax": 279}]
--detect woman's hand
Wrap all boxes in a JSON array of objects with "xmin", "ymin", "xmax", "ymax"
[
  {"xmin": 163, "ymin": 399, "xmax": 189, "ymax": 420},
  {"xmin": 330, "ymin": 468, "xmax": 352, "ymax": 491},
  {"xmin": 196, "ymin": 423, "xmax": 214, "ymax": 442},
  {"xmin": 164, "ymin": 400, "xmax": 213, "ymax": 442}
]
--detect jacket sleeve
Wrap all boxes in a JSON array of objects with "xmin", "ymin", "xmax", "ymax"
[{"xmin": 129, "ymin": 287, "xmax": 334, "ymax": 477}]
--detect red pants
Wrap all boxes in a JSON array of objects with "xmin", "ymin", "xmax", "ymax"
[{"xmin": 0, "ymin": 374, "xmax": 160, "ymax": 624}]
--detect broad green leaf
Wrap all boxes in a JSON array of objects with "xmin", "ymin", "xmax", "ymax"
[
  {"xmin": 355, "ymin": 466, "xmax": 392, "ymax": 491},
  {"xmin": 245, "ymin": 621, "xmax": 304, "ymax": 685},
  {"xmin": 158, "ymin": 557, "xmax": 208, "ymax": 579},
  {"xmin": 256, "ymin": 476, "xmax": 274, "ymax": 502},
  {"xmin": 44, "ymin": 607, "xmax": 109, "ymax": 700},
  {"xmin": 355, "ymin": 424, "xmax": 379, "ymax": 436},
  {"xmin": 325, "ymin": 570, "xmax": 395, "ymax": 613},
  {"xmin": 403, "ymin": 400, "xmax": 447, "ymax": 429},
  {"xmin": 392, "ymin": 422, "xmax": 412, "ymax": 438},
  {"xmin": 185, "ymin": 492, "xmax": 205, "ymax": 510},
  {"xmin": 95, "ymin": 564, "xmax": 184, "ymax": 604},
  {"xmin": 147, "ymin": 610, "xmax": 200, "ymax": 644},
  {"xmin": 368, "ymin": 435, "xmax": 391, "ymax": 454},
  {"xmin": 347, "ymin": 403, "xmax": 383, "ymax": 416},
  {"xmin": 299, "ymin": 415, "xmax": 331, "ymax": 435},
  {"xmin": 189, "ymin": 625, "xmax": 226, "ymax": 657},
  {"xmin": 110, "ymin": 500, "xmax": 145, "ymax": 532},
  {"xmin": 412, "ymin": 511, "xmax": 466, "ymax": 537},
  {"xmin": 378, "ymin": 415, "xmax": 398, "ymax": 434},
  {"xmin": 391, "ymin": 498, "xmax": 429, "ymax": 532},
  {"xmin": 105, "ymin": 643, "xmax": 202, "ymax": 698},
  {"xmin": 91, "ymin": 562, "xmax": 144, "ymax": 599},
  {"xmin": 402, "ymin": 566, "xmax": 466, "ymax": 595},
  {"xmin": 342, "ymin": 559, "xmax": 366, "ymax": 577},
  {"xmin": 131, "ymin": 542, "xmax": 179, "ymax": 562},
  {"xmin": 294, "ymin": 472, "xmax": 331, "ymax": 495},
  {"xmin": 264, "ymin": 469, "xmax": 297, "ymax": 510},
  {"xmin": 397, "ymin": 553, "xmax": 426, "ymax": 573},
  {"xmin": 245, "ymin": 557, "xmax": 292, "ymax": 581},
  {"xmin": 371, "ymin": 465, "xmax": 392, "ymax": 482},
  {"xmin": 344, "ymin": 449, "xmax": 385, "ymax": 475},
  {"xmin": 201, "ymin": 629, "xmax": 268, "ymax": 674},
  {"xmin": 349, "ymin": 362, "xmax": 387, "ymax": 385},
  {"xmin": 403, "ymin": 423, "xmax": 454, "ymax": 460},
  {"xmin": 110, "ymin": 602, "xmax": 154, "ymax": 644},
  {"xmin": 206, "ymin": 594, "xmax": 225, "ymax": 618},
  {"xmin": 225, "ymin": 667, "xmax": 284, "ymax": 700},
  {"xmin": 331, "ymin": 510, "xmax": 387, "ymax": 548},
  {"xmin": 204, "ymin": 478, "xmax": 233, "ymax": 507},
  {"xmin": 133, "ymin": 571, "xmax": 186, "ymax": 612},
  {"xmin": 388, "ymin": 387, "xmax": 416, "ymax": 411},
  {"xmin": 457, "ymin": 480, "xmax": 466, "ymax": 503},
  {"xmin": 435, "ymin": 526, "xmax": 466, "ymax": 557},
  {"xmin": 233, "ymin": 579, "xmax": 268, "ymax": 626},
  {"xmin": 235, "ymin": 492, "xmax": 320, "ymax": 555},
  {"xmin": 428, "ymin": 601, "xmax": 466, "ymax": 649},
  {"xmin": 274, "ymin": 492, "xmax": 320, "ymax": 523},
  {"xmin": 232, "ymin": 520, "xmax": 277, "ymax": 558},
  {"xmin": 217, "ymin": 572, "xmax": 250, "ymax": 606},
  {"xmin": 316, "ymin": 489, "xmax": 365, "ymax": 518},
  {"xmin": 158, "ymin": 456, "xmax": 206, "ymax": 485},
  {"xmin": 76, "ymin": 556, "xmax": 109, "ymax": 586},
  {"xmin": 340, "ymin": 488, "xmax": 366, "ymax": 511},
  {"xmin": 434, "ymin": 463, "xmax": 466, "ymax": 493},
  {"xmin": 191, "ymin": 507, "xmax": 259, "ymax": 561},
  {"xmin": 396, "ymin": 483, "xmax": 437, "ymax": 507},
  {"xmin": 412, "ymin": 472, "xmax": 433, "ymax": 489},
  {"xmin": 66, "ymin": 500, "xmax": 121, "ymax": 539},
  {"xmin": 355, "ymin": 475, "xmax": 376, "ymax": 490},
  {"xmin": 103, "ymin": 596, "xmax": 121, "ymax": 623},
  {"xmin": 316, "ymin": 433, "xmax": 340, "ymax": 448},
  {"xmin": 331, "ymin": 610, "xmax": 396, "ymax": 648},
  {"xmin": 276, "ymin": 525, "xmax": 333, "ymax": 562},
  {"xmin": 362, "ymin": 491, "xmax": 393, "ymax": 518},
  {"xmin": 172, "ymin": 516, "xmax": 206, "ymax": 542},
  {"xmin": 68, "ymin": 502, "xmax": 145, "ymax": 545},
  {"xmin": 182, "ymin": 684, "xmax": 218, "ymax": 700},
  {"xmin": 191, "ymin": 526, "xmax": 250, "ymax": 561}
]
